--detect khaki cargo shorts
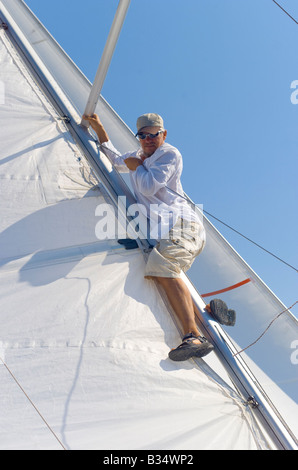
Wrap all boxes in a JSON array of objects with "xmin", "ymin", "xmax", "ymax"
[{"xmin": 144, "ymin": 218, "xmax": 206, "ymax": 279}]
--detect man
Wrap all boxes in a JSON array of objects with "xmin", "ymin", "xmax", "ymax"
[{"xmin": 83, "ymin": 112, "xmax": 236, "ymax": 361}]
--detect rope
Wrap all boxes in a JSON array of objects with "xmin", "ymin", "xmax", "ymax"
[
  {"xmin": 0, "ymin": 355, "xmax": 67, "ymax": 450},
  {"xmin": 97, "ymin": 140, "xmax": 298, "ymax": 274},
  {"xmin": 272, "ymin": 0, "xmax": 298, "ymax": 25},
  {"xmin": 202, "ymin": 209, "xmax": 298, "ymax": 274},
  {"xmin": 233, "ymin": 301, "xmax": 298, "ymax": 357}
]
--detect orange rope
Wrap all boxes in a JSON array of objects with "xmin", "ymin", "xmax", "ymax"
[{"xmin": 201, "ymin": 278, "xmax": 251, "ymax": 298}]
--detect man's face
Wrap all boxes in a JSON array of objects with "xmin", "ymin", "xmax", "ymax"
[{"xmin": 138, "ymin": 126, "xmax": 167, "ymax": 157}]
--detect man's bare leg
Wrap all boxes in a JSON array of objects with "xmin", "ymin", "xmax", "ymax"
[
  {"xmin": 155, "ymin": 276, "xmax": 214, "ymax": 360},
  {"xmin": 155, "ymin": 276, "xmax": 200, "ymax": 337}
]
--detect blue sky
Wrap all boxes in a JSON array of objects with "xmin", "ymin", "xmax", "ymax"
[{"xmin": 24, "ymin": 0, "xmax": 297, "ymax": 314}]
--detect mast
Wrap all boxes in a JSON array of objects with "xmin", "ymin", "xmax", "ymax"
[{"xmin": 81, "ymin": 0, "xmax": 131, "ymax": 126}]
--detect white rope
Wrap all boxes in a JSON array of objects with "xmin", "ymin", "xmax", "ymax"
[
  {"xmin": 233, "ymin": 301, "xmax": 298, "ymax": 357},
  {"xmin": 0, "ymin": 355, "xmax": 67, "ymax": 450}
]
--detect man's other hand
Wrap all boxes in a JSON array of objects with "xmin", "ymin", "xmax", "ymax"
[{"xmin": 124, "ymin": 157, "xmax": 143, "ymax": 171}]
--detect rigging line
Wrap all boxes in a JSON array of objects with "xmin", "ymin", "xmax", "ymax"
[
  {"xmin": 165, "ymin": 183, "xmax": 298, "ymax": 274},
  {"xmin": 233, "ymin": 301, "xmax": 298, "ymax": 357},
  {"xmin": 202, "ymin": 209, "xmax": 298, "ymax": 273},
  {"xmin": 97, "ymin": 141, "xmax": 298, "ymax": 273},
  {"xmin": 272, "ymin": 0, "xmax": 298, "ymax": 25},
  {"xmin": 0, "ymin": 356, "xmax": 67, "ymax": 450}
]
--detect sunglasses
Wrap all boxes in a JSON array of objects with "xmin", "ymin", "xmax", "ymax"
[{"xmin": 137, "ymin": 130, "xmax": 164, "ymax": 140}]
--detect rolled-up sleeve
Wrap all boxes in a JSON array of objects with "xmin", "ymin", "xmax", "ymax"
[
  {"xmin": 134, "ymin": 151, "xmax": 178, "ymax": 196},
  {"xmin": 100, "ymin": 140, "xmax": 129, "ymax": 173}
]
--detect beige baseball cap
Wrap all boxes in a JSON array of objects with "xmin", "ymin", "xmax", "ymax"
[{"xmin": 136, "ymin": 113, "xmax": 164, "ymax": 133}]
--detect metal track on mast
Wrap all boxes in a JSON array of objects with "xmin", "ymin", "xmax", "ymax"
[
  {"xmin": 0, "ymin": 0, "xmax": 149, "ymax": 252},
  {"xmin": 191, "ymin": 291, "xmax": 297, "ymax": 450}
]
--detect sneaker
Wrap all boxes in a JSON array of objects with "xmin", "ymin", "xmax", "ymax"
[
  {"xmin": 169, "ymin": 333, "xmax": 214, "ymax": 362},
  {"xmin": 208, "ymin": 299, "xmax": 236, "ymax": 326}
]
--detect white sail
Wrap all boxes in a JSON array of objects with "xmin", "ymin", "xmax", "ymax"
[{"xmin": 0, "ymin": 0, "xmax": 297, "ymax": 450}]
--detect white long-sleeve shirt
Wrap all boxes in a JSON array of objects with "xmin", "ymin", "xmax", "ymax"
[{"xmin": 101, "ymin": 140, "xmax": 205, "ymax": 241}]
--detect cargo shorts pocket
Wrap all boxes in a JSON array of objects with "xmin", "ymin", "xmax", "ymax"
[{"xmin": 170, "ymin": 221, "xmax": 204, "ymax": 256}]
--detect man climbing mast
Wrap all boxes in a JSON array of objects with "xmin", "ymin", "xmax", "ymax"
[{"xmin": 83, "ymin": 112, "xmax": 236, "ymax": 361}]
